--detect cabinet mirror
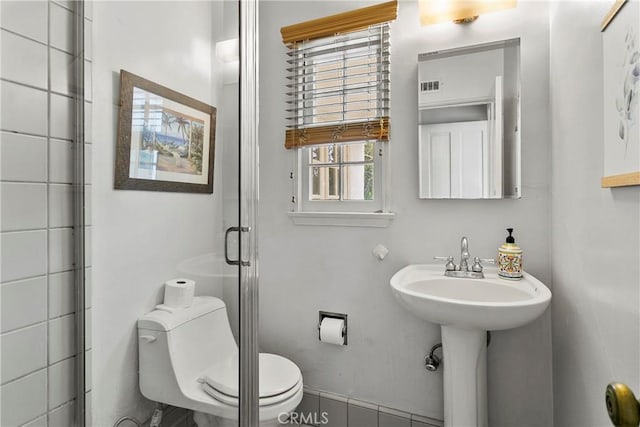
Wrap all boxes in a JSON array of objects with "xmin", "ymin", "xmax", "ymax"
[{"xmin": 418, "ymin": 39, "xmax": 521, "ymax": 199}]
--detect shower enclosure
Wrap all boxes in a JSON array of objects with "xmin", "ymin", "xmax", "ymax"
[{"xmin": 0, "ymin": 0, "xmax": 260, "ymax": 426}]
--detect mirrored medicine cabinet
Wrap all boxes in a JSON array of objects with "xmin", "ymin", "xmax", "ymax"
[{"xmin": 418, "ymin": 38, "xmax": 521, "ymax": 199}]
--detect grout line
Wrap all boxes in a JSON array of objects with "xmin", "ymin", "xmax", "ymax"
[
  {"xmin": 0, "ymin": 273, "xmax": 48, "ymax": 286},
  {"xmin": 0, "ymin": 27, "xmax": 93, "ymax": 62},
  {"xmin": 17, "ymin": 412, "xmax": 47, "ymax": 427},
  {"xmin": 0, "ymin": 128, "xmax": 72, "ymax": 142},
  {"xmin": 0, "ymin": 28, "xmax": 48, "ymax": 48},
  {"xmin": 0, "ymin": 366, "xmax": 47, "ymax": 388},
  {"xmin": 48, "ymin": 397, "xmax": 75, "ymax": 416},
  {"xmin": 0, "ymin": 225, "xmax": 73, "ymax": 234},
  {"xmin": 0, "ymin": 78, "xmax": 79, "ymax": 102},
  {"xmin": 0, "ymin": 319, "xmax": 47, "ymax": 336},
  {"xmin": 1, "ymin": 270, "xmax": 72, "ymax": 286},
  {"xmin": 0, "ymin": 77, "xmax": 48, "ymax": 93},
  {"xmin": 48, "ymin": 353, "xmax": 76, "ymax": 368}
]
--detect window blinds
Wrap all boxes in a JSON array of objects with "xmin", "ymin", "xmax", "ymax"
[{"xmin": 281, "ymin": 2, "xmax": 396, "ymax": 149}]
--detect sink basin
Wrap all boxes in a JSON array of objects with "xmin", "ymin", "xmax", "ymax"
[
  {"xmin": 390, "ymin": 264, "xmax": 551, "ymax": 330},
  {"xmin": 390, "ymin": 264, "xmax": 552, "ymax": 427}
]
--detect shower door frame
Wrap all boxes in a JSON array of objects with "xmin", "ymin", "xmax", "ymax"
[
  {"xmin": 72, "ymin": 1, "xmax": 87, "ymax": 426},
  {"xmin": 239, "ymin": 0, "xmax": 260, "ymax": 426}
]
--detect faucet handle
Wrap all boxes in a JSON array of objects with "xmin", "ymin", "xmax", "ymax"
[
  {"xmin": 471, "ymin": 257, "xmax": 496, "ymax": 273},
  {"xmin": 434, "ymin": 256, "xmax": 456, "ymax": 271}
]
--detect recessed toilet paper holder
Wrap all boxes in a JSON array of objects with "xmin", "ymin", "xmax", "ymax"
[{"xmin": 318, "ymin": 311, "xmax": 348, "ymax": 345}]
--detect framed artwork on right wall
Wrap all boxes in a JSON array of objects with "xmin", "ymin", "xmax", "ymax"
[{"xmin": 601, "ymin": 0, "xmax": 640, "ymax": 188}]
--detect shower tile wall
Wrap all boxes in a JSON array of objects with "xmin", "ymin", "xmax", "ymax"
[{"xmin": 0, "ymin": 1, "xmax": 92, "ymax": 425}]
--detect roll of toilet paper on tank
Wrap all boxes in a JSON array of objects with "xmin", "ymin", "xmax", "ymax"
[
  {"xmin": 163, "ymin": 278, "xmax": 195, "ymax": 308},
  {"xmin": 319, "ymin": 317, "xmax": 345, "ymax": 346}
]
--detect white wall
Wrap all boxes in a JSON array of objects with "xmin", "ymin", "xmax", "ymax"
[
  {"xmin": 258, "ymin": 1, "xmax": 553, "ymax": 424},
  {"xmin": 92, "ymin": 2, "xmax": 225, "ymax": 425},
  {"xmin": 549, "ymin": 3, "xmax": 640, "ymax": 425}
]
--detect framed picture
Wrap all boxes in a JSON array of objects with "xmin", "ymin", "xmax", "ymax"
[
  {"xmin": 601, "ymin": 0, "xmax": 640, "ymax": 187},
  {"xmin": 115, "ymin": 70, "xmax": 216, "ymax": 193}
]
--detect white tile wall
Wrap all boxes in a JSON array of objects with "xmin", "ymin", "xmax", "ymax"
[
  {"xmin": 0, "ymin": 323, "xmax": 47, "ymax": 383},
  {"xmin": 49, "ymin": 184, "xmax": 73, "ymax": 228},
  {"xmin": 48, "ymin": 271, "xmax": 74, "ymax": 318},
  {"xmin": 50, "ymin": 93, "xmax": 74, "ymax": 140},
  {"xmin": 0, "ymin": 1, "xmax": 48, "ymax": 43},
  {"xmin": 0, "ymin": 1, "xmax": 93, "ymax": 423},
  {"xmin": 49, "ymin": 314, "xmax": 75, "ymax": 364},
  {"xmin": 49, "ymin": 227, "xmax": 74, "ymax": 273},
  {"xmin": 0, "ymin": 370, "xmax": 47, "ymax": 426},
  {"xmin": 50, "ymin": 48, "xmax": 73, "ymax": 95},
  {"xmin": 85, "ymin": 308, "xmax": 92, "ymax": 350},
  {"xmin": 85, "ymin": 102, "xmax": 93, "ymax": 142},
  {"xmin": 84, "ymin": 143, "xmax": 93, "ymax": 184},
  {"xmin": 84, "ymin": 19, "xmax": 93, "ymax": 59},
  {"xmin": 48, "ymin": 357, "xmax": 75, "ymax": 409},
  {"xmin": 0, "ymin": 80, "xmax": 48, "ymax": 136},
  {"xmin": 1, "ymin": 276, "xmax": 47, "ymax": 332},
  {"xmin": 0, "ymin": 132, "xmax": 48, "ymax": 182},
  {"xmin": 0, "ymin": 230, "xmax": 48, "ymax": 282},
  {"xmin": 0, "ymin": 30, "xmax": 48, "ymax": 89},
  {"xmin": 49, "ymin": 3, "xmax": 73, "ymax": 52},
  {"xmin": 85, "ymin": 60, "xmax": 93, "ymax": 101},
  {"xmin": 48, "ymin": 401, "xmax": 73, "ymax": 426},
  {"xmin": 295, "ymin": 391, "xmax": 443, "ymax": 427},
  {"xmin": 49, "ymin": 139, "xmax": 73, "ymax": 183},
  {"xmin": 24, "ymin": 415, "xmax": 48, "ymax": 427},
  {"xmin": 1, "ymin": 182, "xmax": 47, "ymax": 231},
  {"xmin": 85, "ymin": 349, "xmax": 92, "ymax": 392}
]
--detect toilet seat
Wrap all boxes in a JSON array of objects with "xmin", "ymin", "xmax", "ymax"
[
  {"xmin": 202, "ymin": 378, "xmax": 302, "ymax": 407},
  {"xmin": 200, "ymin": 353, "xmax": 302, "ymax": 407}
]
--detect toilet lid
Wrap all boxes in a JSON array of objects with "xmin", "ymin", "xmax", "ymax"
[{"xmin": 201, "ymin": 353, "xmax": 301, "ymax": 399}]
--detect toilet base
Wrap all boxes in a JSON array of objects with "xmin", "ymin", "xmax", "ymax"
[{"xmin": 193, "ymin": 411, "xmax": 285, "ymax": 427}]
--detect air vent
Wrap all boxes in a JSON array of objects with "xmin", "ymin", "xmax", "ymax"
[{"xmin": 420, "ymin": 80, "xmax": 440, "ymax": 92}]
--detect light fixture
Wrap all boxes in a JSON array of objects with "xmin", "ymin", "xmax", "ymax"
[
  {"xmin": 215, "ymin": 38, "xmax": 239, "ymax": 63},
  {"xmin": 419, "ymin": 0, "xmax": 517, "ymax": 26}
]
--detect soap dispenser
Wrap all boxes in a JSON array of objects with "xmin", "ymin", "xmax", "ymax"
[{"xmin": 498, "ymin": 228, "xmax": 523, "ymax": 280}]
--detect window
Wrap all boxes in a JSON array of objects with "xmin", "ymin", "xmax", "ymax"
[{"xmin": 281, "ymin": 2, "xmax": 395, "ymax": 219}]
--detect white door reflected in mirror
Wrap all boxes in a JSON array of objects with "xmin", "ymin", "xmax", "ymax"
[{"xmin": 418, "ymin": 39, "xmax": 520, "ymax": 199}]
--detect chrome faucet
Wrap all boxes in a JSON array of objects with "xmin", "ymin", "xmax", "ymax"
[
  {"xmin": 434, "ymin": 236, "xmax": 494, "ymax": 279},
  {"xmin": 459, "ymin": 236, "xmax": 470, "ymax": 272}
]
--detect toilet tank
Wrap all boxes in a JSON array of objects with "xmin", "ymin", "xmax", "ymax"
[{"xmin": 138, "ymin": 296, "xmax": 238, "ymax": 404}]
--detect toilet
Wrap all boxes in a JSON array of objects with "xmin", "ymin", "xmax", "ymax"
[{"xmin": 138, "ymin": 296, "xmax": 303, "ymax": 427}]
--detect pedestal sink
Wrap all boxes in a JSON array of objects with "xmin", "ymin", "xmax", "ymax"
[{"xmin": 390, "ymin": 264, "xmax": 551, "ymax": 427}]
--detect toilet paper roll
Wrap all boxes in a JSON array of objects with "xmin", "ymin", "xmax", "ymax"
[
  {"xmin": 319, "ymin": 317, "xmax": 345, "ymax": 346},
  {"xmin": 163, "ymin": 278, "xmax": 195, "ymax": 308}
]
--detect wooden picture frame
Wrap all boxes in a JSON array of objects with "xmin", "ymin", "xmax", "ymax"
[
  {"xmin": 601, "ymin": 0, "xmax": 640, "ymax": 188},
  {"xmin": 115, "ymin": 70, "xmax": 216, "ymax": 193}
]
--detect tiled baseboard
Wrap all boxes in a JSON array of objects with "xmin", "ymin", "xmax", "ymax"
[
  {"xmin": 141, "ymin": 390, "xmax": 443, "ymax": 427},
  {"xmin": 294, "ymin": 387, "xmax": 443, "ymax": 427}
]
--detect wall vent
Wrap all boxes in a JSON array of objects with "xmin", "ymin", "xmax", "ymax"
[{"xmin": 420, "ymin": 80, "xmax": 440, "ymax": 92}]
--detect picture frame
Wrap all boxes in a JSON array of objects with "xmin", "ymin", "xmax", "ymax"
[
  {"xmin": 115, "ymin": 70, "xmax": 216, "ymax": 193},
  {"xmin": 601, "ymin": 0, "xmax": 640, "ymax": 187}
]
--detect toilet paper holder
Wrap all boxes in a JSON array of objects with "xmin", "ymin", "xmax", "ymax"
[{"xmin": 318, "ymin": 311, "xmax": 348, "ymax": 345}]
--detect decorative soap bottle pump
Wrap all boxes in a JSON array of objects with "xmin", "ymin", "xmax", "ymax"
[{"xmin": 498, "ymin": 228, "xmax": 523, "ymax": 280}]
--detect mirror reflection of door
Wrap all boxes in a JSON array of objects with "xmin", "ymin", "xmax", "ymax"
[{"xmin": 418, "ymin": 39, "xmax": 520, "ymax": 199}]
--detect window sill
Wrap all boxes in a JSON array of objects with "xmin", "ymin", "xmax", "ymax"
[{"xmin": 288, "ymin": 211, "xmax": 395, "ymax": 228}]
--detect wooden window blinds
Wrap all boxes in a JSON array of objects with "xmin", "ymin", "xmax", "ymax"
[{"xmin": 281, "ymin": 1, "xmax": 397, "ymax": 149}]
